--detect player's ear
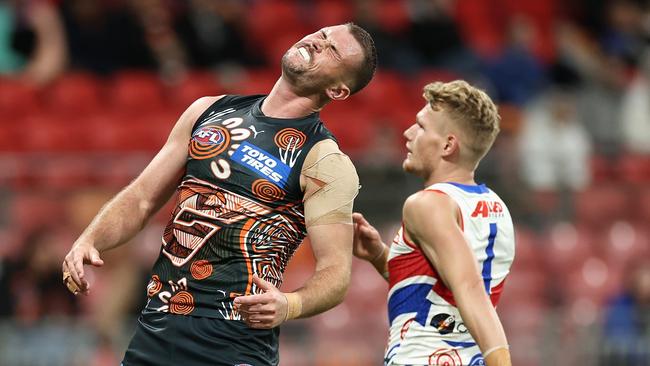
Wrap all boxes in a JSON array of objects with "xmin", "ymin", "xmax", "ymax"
[
  {"xmin": 326, "ymin": 83, "xmax": 351, "ymax": 101},
  {"xmin": 442, "ymin": 134, "xmax": 459, "ymax": 157}
]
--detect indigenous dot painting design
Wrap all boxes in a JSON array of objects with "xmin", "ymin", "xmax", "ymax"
[
  {"xmin": 190, "ymin": 260, "xmax": 213, "ymax": 280},
  {"xmin": 147, "ymin": 275, "xmax": 163, "ymax": 297},
  {"xmin": 274, "ymin": 128, "xmax": 306, "ymax": 150},
  {"xmin": 189, "ymin": 125, "xmax": 231, "ymax": 160},
  {"xmin": 169, "ymin": 291, "xmax": 195, "ymax": 315},
  {"xmin": 251, "ymin": 179, "xmax": 285, "ymax": 203}
]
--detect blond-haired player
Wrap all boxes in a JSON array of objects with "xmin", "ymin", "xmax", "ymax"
[{"xmin": 354, "ymin": 80, "xmax": 514, "ymax": 366}]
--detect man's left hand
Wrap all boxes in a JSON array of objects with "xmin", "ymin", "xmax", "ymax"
[{"xmin": 234, "ymin": 275, "xmax": 288, "ymax": 329}]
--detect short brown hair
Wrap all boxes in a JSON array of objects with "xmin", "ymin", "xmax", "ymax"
[
  {"xmin": 423, "ymin": 80, "xmax": 500, "ymax": 163},
  {"xmin": 346, "ymin": 22, "xmax": 377, "ymax": 95}
]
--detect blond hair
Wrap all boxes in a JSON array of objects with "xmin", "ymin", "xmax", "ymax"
[{"xmin": 423, "ymin": 80, "xmax": 500, "ymax": 164}]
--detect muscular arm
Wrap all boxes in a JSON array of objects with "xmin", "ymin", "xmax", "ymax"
[
  {"xmin": 234, "ymin": 140, "xmax": 358, "ymax": 326},
  {"xmin": 291, "ymin": 140, "xmax": 358, "ymax": 317},
  {"xmin": 403, "ymin": 191, "xmax": 510, "ymax": 363},
  {"xmin": 62, "ymin": 96, "xmax": 222, "ymax": 294}
]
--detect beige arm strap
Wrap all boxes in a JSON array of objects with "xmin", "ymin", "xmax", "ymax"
[{"xmin": 301, "ymin": 139, "xmax": 359, "ymax": 227}]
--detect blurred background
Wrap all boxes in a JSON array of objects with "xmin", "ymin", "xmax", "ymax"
[{"xmin": 1, "ymin": 0, "xmax": 650, "ymax": 365}]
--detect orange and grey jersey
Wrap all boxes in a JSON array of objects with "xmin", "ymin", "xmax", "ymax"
[
  {"xmin": 145, "ymin": 95, "xmax": 335, "ymax": 319},
  {"xmin": 385, "ymin": 182, "xmax": 515, "ymax": 366}
]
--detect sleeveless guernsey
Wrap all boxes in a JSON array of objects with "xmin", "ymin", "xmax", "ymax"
[
  {"xmin": 385, "ymin": 182, "xmax": 515, "ymax": 366},
  {"xmin": 144, "ymin": 95, "xmax": 335, "ymax": 319}
]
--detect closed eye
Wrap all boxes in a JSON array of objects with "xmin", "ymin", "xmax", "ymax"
[{"xmin": 321, "ymin": 30, "xmax": 339, "ymax": 56}]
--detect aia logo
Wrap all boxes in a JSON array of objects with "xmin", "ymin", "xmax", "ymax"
[{"xmin": 471, "ymin": 200, "xmax": 503, "ymax": 218}]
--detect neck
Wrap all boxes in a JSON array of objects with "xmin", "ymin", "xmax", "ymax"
[
  {"xmin": 261, "ymin": 78, "xmax": 326, "ymax": 119},
  {"xmin": 423, "ymin": 162, "xmax": 476, "ymax": 187}
]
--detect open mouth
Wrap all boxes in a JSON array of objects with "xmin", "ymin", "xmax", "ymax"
[{"xmin": 298, "ymin": 46, "xmax": 311, "ymax": 62}]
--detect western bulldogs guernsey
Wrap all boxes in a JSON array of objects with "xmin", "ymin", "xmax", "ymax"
[
  {"xmin": 144, "ymin": 95, "xmax": 335, "ymax": 319},
  {"xmin": 385, "ymin": 182, "xmax": 515, "ymax": 366}
]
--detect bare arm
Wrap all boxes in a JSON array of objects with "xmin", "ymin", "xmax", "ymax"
[
  {"xmin": 403, "ymin": 191, "xmax": 510, "ymax": 365},
  {"xmin": 234, "ymin": 143, "xmax": 357, "ymax": 327},
  {"xmin": 292, "ymin": 223, "xmax": 353, "ymax": 317},
  {"xmin": 62, "ymin": 96, "xmax": 221, "ymax": 295}
]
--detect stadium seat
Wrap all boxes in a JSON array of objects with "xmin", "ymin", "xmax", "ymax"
[
  {"xmin": 377, "ymin": 0, "xmax": 410, "ymax": 34},
  {"xmin": 109, "ymin": 71, "xmax": 166, "ymax": 114},
  {"xmin": 603, "ymin": 221, "xmax": 650, "ymax": 267},
  {"xmin": 617, "ymin": 154, "xmax": 650, "ymax": 184},
  {"xmin": 168, "ymin": 71, "xmax": 223, "ymax": 110},
  {"xmin": 574, "ymin": 184, "xmax": 631, "ymax": 227},
  {"xmin": 453, "ymin": 0, "xmax": 504, "ymax": 57},
  {"xmin": 18, "ymin": 114, "xmax": 80, "ymax": 152},
  {"xmin": 543, "ymin": 222, "xmax": 595, "ymax": 274},
  {"xmin": 636, "ymin": 185, "xmax": 650, "ymax": 224},
  {"xmin": 590, "ymin": 155, "xmax": 616, "ymax": 184},
  {"xmin": 227, "ymin": 68, "xmax": 280, "ymax": 96},
  {"xmin": 45, "ymin": 73, "xmax": 103, "ymax": 117},
  {"xmin": 313, "ymin": 0, "xmax": 354, "ymax": 28},
  {"xmin": 0, "ymin": 77, "xmax": 40, "ymax": 118},
  {"xmin": 320, "ymin": 102, "xmax": 373, "ymax": 155},
  {"xmin": 245, "ymin": 1, "xmax": 308, "ymax": 63},
  {"xmin": 563, "ymin": 256, "xmax": 621, "ymax": 307}
]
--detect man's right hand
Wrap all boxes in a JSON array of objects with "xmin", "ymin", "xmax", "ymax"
[
  {"xmin": 352, "ymin": 212, "xmax": 385, "ymax": 262},
  {"xmin": 62, "ymin": 241, "xmax": 104, "ymax": 296}
]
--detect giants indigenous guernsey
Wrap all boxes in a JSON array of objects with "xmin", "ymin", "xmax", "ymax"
[
  {"xmin": 144, "ymin": 95, "xmax": 335, "ymax": 319},
  {"xmin": 385, "ymin": 182, "xmax": 515, "ymax": 366}
]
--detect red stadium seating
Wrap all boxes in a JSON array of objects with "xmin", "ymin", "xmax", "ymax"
[
  {"xmin": 109, "ymin": 71, "xmax": 166, "ymax": 115},
  {"xmin": 45, "ymin": 73, "xmax": 104, "ymax": 117},
  {"xmin": 617, "ymin": 154, "xmax": 650, "ymax": 184},
  {"xmin": 320, "ymin": 101, "xmax": 373, "ymax": 154},
  {"xmin": 245, "ymin": 1, "xmax": 309, "ymax": 63},
  {"xmin": 0, "ymin": 78, "xmax": 40, "ymax": 118},
  {"xmin": 453, "ymin": 0, "xmax": 504, "ymax": 57},
  {"xmin": 313, "ymin": 0, "xmax": 354, "ymax": 28},
  {"xmin": 168, "ymin": 71, "xmax": 223, "ymax": 110},
  {"xmin": 574, "ymin": 184, "xmax": 632, "ymax": 228},
  {"xmin": 227, "ymin": 68, "xmax": 279, "ymax": 96}
]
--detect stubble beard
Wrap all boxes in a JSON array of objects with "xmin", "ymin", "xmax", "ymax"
[{"xmin": 280, "ymin": 50, "xmax": 334, "ymax": 96}]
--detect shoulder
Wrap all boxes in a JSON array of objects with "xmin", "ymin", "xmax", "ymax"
[
  {"xmin": 403, "ymin": 190, "xmax": 457, "ymax": 225},
  {"xmin": 185, "ymin": 95, "xmax": 225, "ymax": 118},
  {"xmin": 303, "ymin": 140, "xmax": 357, "ymax": 176}
]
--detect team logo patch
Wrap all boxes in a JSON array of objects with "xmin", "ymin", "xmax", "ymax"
[
  {"xmin": 251, "ymin": 179, "xmax": 285, "ymax": 203},
  {"xmin": 190, "ymin": 260, "xmax": 213, "ymax": 280},
  {"xmin": 190, "ymin": 125, "xmax": 231, "ymax": 159},
  {"xmin": 232, "ymin": 141, "xmax": 291, "ymax": 188},
  {"xmin": 431, "ymin": 313, "xmax": 456, "ymax": 335}
]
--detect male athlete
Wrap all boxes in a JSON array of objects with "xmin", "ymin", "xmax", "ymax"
[
  {"xmin": 353, "ymin": 81, "xmax": 514, "ymax": 366},
  {"xmin": 62, "ymin": 23, "xmax": 376, "ymax": 366}
]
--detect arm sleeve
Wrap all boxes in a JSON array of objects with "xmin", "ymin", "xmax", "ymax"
[{"xmin": 301, "ymin": 139, "xmax": 359, "ymax": 227}]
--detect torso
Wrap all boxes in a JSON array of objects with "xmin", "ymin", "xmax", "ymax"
[
  {"xmin": 144, "ymin": 95, "xmax": 336, "ymax": 319},
  {"xmin": 385, "ymin": 182, "xmax": 515, "ymax": 366}
]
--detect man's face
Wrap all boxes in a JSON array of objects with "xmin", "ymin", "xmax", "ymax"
[
  {"xmin": 402, "ymin": 104, "xmax": 448, "ymax": 178},
  {"xmin": 281, "ymin": 25, "xmax": 364, "ymax": 94}
]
